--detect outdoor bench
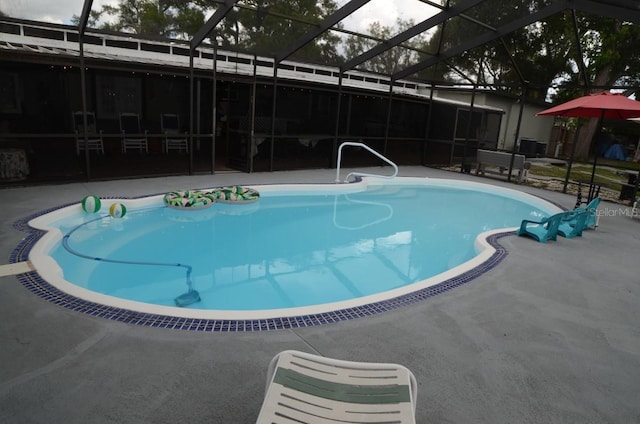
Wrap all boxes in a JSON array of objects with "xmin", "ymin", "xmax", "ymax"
[{"xmin": 475, "ymin": 149, "xmax": 529, "ymax": 183}]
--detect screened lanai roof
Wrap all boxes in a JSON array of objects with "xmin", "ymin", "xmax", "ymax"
[{"xmin": 3, "ymin": 0, "xmax": 640, "ymax": 94}]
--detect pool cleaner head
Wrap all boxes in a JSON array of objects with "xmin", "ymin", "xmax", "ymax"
[
  {"xmin": 174, "ymin": 270, "xmax": 200, "ymax": 307},
  {"xmin": 174, "ymin": 289, "xmax": 201, "ymax": 307}
]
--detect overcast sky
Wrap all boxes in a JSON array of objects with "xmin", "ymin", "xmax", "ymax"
[
  {"xmin": 0, "ymin": 0, "xmax": 438, "ymax": 34},
  {"xmin": 0, "ymin": 0, "xmax": 116, "ymax": 24}
]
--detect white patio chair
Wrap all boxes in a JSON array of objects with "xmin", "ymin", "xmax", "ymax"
[
  {"xmin": 119, "ymin": 112, "xmax": 148, "ymax": 153},
  {"xmin": 256, "ymin": 350, "xmax": 418, "ymax": 423},
  {"xmin": 72, "ymin": 111, "xmax": 104, "ymax": 155},
  {"xmin": 160, "ymin": 113, "xmax": 188, "ymax": 153}
]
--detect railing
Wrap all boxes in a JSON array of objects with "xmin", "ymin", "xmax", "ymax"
[
  {"xmin": 0, "ymin": 17, "xmax": 425, "ymax": 94},
  {"xmin": 335, "ymin": 141, "xmax": 398, "ymax": 183},
  {"xmin": 332, "ymin": 194, "xmax": 393, "ymax": 230}
]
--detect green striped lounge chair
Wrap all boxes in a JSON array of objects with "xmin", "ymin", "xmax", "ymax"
[{"xmin": 256, "ymin": 350, "xmax": 418, "ymax": 423}]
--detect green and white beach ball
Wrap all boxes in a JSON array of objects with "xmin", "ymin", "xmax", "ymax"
[
  {"xmin": 81, "ymin": 195, "xmax": 101, "ymax": 213},
  {"xmin": 109, "ymin": 203, "xmax": 127, "ymax": 218}
]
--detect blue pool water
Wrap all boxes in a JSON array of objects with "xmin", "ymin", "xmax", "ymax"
[{"xmin": 41, "ymin": 180, "xmax": 555, "ymax": 314}]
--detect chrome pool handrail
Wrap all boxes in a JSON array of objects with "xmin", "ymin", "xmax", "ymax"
[{"xmin": 335, "ymin": 141, "xmax": 398, "ymax": 183}]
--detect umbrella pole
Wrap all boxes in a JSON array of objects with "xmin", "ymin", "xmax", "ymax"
[{"xmin": 587, "ymin": 111, "xmax": 605, "ymax": 202}]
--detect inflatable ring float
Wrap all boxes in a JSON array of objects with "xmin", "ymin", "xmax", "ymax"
[
  {"xmin": 163, "ymin": 190, "xmax": 216, "ymax": 210},
  {"xmin": 209, "ymin": 186, "xmax": 260, "ymax": 204}
]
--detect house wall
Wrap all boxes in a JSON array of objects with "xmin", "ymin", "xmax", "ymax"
[{"xmin": 433, "ymin": 91, "xmax": 555, "ymax": 154}]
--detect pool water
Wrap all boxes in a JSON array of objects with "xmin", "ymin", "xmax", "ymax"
[{"xmin": 43, "ymin": 181, "xmax": 554, "ymax": 313}]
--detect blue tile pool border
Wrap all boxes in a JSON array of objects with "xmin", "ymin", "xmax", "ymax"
[{"xmin": 11, "ymin": 199, "xmax": 513, "ymax": 332}]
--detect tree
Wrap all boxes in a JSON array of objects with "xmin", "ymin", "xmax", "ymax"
[
  {"xmin": 422, "ymin": 0, "xmax": 640, "ymax": 159},
  {"xmin": 73, "ymin": 0, "xmax": 341, "ymax": 64},
  {"xmin": 421, "ymin": 0, "xmax": 575, "ymax": 99},
  {"xmin": 343, "ymin": 19, "xmax": 429, "ymax": 75},
  {"xmin": 212, "ymin": 0, "xmax": 342, "ymax": 64},
  {"xmin": 555, "ymin": 16, "xmax": 640, "ymax": 159},
  {"xmin": 73, "ymin": 0, "xmax": 205, "ymax": 40},
  {"xmin": 70, "ymin": 10, "xmax": 102, "ymax": 29}
]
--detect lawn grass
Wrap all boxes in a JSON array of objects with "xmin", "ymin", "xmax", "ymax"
[
  {"xmin": 442, "ymin": 156, "xmax": 638, "ymax": 202},
  {"xmin": 528, "ymin": 161, "xmax": 637, "ymax": 191},
  {"xmin": 597, "ymin": 158, "xmax": 640, "ymax": 171}
]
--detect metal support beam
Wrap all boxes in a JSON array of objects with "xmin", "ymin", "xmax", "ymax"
[
  {"xmin": 276, "ymin": 0, "xmax": 370, "ymax": 63},
  {"xmin": 563, "ymin": 119, "xmax": 583, "ymax": 193},
  {"xmin": 421, "ymin": 84, "xmax": 436, "ymax": 165},
  {"xmin": 211, "ymin": 47, "xmax": 218, "ymax": 174},
  {"xmin": 461, "ymin": 85, "xmax": 476, "ymax": 173},
  {"xmin": 79, "ymin": 39, "xmax": 90, "ymax": 180},
  {"xmin": 269, "ymin": 66, "xmax": 278, "ymax": 172},
  {"xmin": 499, "ymin": 37, "xmax": 527, "ymax": 85},
  {"xmin": 332, "ymin": 73, "xmax": 344, "ymax": 168},
  {"xmin": 383, "ymin": 83, "xmax": 393, "ymax": 158},
  {"xmin": 78, "ymin": 0, "xmax": 95, "ymax": 180},
  {"xmin": 341, "ymin": 0, "xmax": 484, "ymax": 72},
  {"xmin": 392, "ymin": 1, "xmax": 568, "ymax": 81},
  {"xmin": 508, "ymin": 85, "xmax": 527, "ymax": 183},
  {"xmin": 189, "ymin": 53, "xmax": 195, "ymax": 175},
  {"xmin": 571, "ymin": 9, "xmax": 590, "ymax": 90},
  {"xmin": 572, "ymin": 0, "xmax": 640, "ymax": 25},
  {"xmin": 249, "ymin": 57, "xmax": 258, "ymax": 173},
  {"xmin": 191, "ymin": 0, "xmax": 237, "ymax": 50},
  {"xmin": 78, "ymin": 0, "xmax": 94, "ymax": 36},
  {"xmin": 561, "ymin": 10, "xmax": 591, "ymax": 192},
  {"xmin": 197, "ymin": 78, "xmax": 202, "ymax": 170}
]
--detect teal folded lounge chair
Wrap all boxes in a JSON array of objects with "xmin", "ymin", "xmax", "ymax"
[
  {"xmin": 558, "ymin": 210, "xmax": 588, "ymax": 238},
  {"xmin": 517, "ymin": 212, "xmax": 564, "ymax": 243},
  {"xmin": 256, "ymin": 350, "xmax": 418, "ymax": 424}
]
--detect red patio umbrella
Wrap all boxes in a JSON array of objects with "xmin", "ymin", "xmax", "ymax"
[
  {"xmin": 537, "ymin": 91, "xmax": 640, "ymax": 120},
  {"xmin": 537, "ymin": 91, "xmax": 640, "ymax": 202}
]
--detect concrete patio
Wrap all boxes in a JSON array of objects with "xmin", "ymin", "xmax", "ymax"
[{"xmin": 1, "ymin": 166, "xmax": 639, "ymax": 423}]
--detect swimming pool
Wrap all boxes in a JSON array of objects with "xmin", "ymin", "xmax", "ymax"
[{"xmin": 24, "ymin": 177, "xmax": 561, "ymax": 328}]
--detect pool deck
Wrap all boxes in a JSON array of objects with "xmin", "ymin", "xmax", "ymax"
[{"xmin": 1, "ymin": 166, "xmax": 639, "ymax": 423}]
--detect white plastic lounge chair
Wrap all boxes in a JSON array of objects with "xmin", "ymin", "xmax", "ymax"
[{"xmin": 256, "ymin": 350, "xmax": 418, "ymax": 424}]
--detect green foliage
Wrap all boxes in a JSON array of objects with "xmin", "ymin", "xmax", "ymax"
[
  {"xmin": 420, "ymin": 0, "xmax": 640, "ymax": 101},
  {"xmin": 70, "ymin": 0, "xmax": 640, "ymax": 99},
  {"xmin": 555, "ymin": 16, "xmax": 640, "ymax": 99},
  {"xmin": 343, "ymin": 19, "xmax": 429, "ymax": 75},
  {"xmin": 79, "ymin": 0, "xmax": 340, "ymax": 63},
  {"xmin": 102, "ymin": 0, "xmax": 205, "ymax": 39},
  {"xmin": 73, "ymin": 0, "xmax": 205, "ymax": 39},
  {"xmin": 421, "ymin": 0, "xmax": 574, "ymax": 98},
  {"xmin": 213, "ymin": 0, "xmax": 341, "ymax": 63},
  {"xmin": 70, "ymin": 10, "xmax": 103, "ymax": 28}
]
